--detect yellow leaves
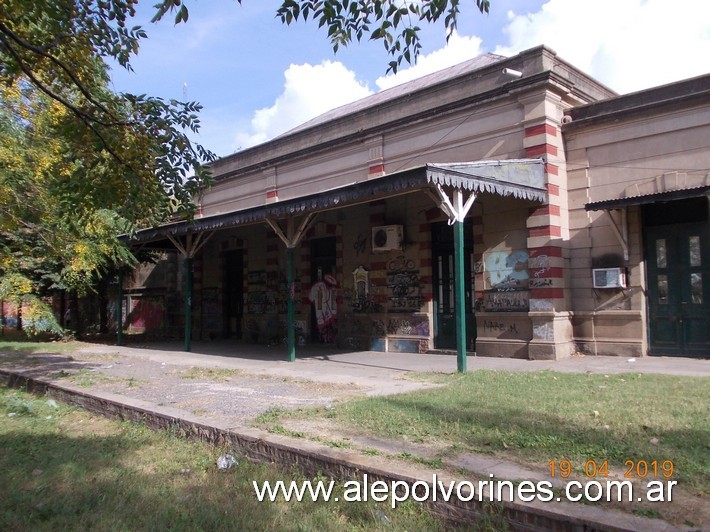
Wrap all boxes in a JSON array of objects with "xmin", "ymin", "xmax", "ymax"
[
  {"xmin": 11, "ymin": 295, "xmax": 63, "ymax": 335},
  {"xmin": 0, "ymin": 273, "xmax": 34, "ymax": 299},
  {"xmin": 68, "ymin": 242, "xmax": 97, "ymax": 274}
]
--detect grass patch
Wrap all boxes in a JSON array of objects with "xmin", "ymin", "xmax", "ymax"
[
  {"xmin": 179, "ymin": 366, "xmax": 242, "ymax": 382},
  {"xmin": 50, "ymin": 368, "xmax": 142, "ymax": 389},
  {"xmin": 397, "ymin": 452, "xmax": 443, "ymax": 469},
  {"xmin": 0, "ymin": 387, "xmax": 442, "ymax": 531},
  {"xmin": 322, "ymin": 370, "xmax": 710, "ymax": 493},
  {"xmin": 254, "ymin": 406, "xmax": 291, "ymax": 425}
]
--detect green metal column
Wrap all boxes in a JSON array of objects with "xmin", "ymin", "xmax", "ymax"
[
  {"xmin": 117, "ymin": 271, "xmax": 123, "ymax": 346},
  {"xmin": 287, "ymin": 247, "xmax": 296, "ymax": 362},
  {"xmin": 453, "ymin": 220, "xmax": 467, "ymax": 372},
  {"xmin": 184, "ymin": 257, "xmax": 193, "ymax": 352}
]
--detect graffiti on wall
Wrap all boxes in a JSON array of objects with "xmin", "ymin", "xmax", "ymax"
[
  {"xmin": 371, "ymin": 319, "xmax": 386, "ymax": 336},
  {"xmin": 386, "ymin": 316, "xmax": 430, "ymax": 336},
  {"xmin": 347, "ymin": 266, "xmax": 383, "ymax": 313},
  {"xmin": 533, "ymin": 322, "xmax": 554, "ymax": 341},
  {"xmin": 245, "ymin": 271, "xmax": 290, "ymax": 315},
  {"xmin": 483, "ymin": 319, "xmax": 522, "ymax": 338},
  {"xmin": 341, "ymin": 317, "xmax": 370, "ymax": 336},
  {"xmin": 247, "ymin": 270, "xmax": 267, "ymax": 314},
  {"xmin": 1, "ymin": 301, "xmax": 19, "ymax": 328},
  {"xmin": 387, "ymin": 255, "xmax": 422, "ymax": 312},
  {"xmin": 247, "ymin": 291, "xmax": 267, "ymax": 314},
  {"xmin": 529, "ymin": 278, "xmax": 553, "ymax": 288},
  {"xmin": 353, "ymin": 232, "xmax": 367, "ymax": 256},
  {"xmin": 349, "ymin": 292, "xmax": 383, "ymax": 313},
  {"xmin": 483, "ymin": 291, "xmax": 530, "ymax": 312}
]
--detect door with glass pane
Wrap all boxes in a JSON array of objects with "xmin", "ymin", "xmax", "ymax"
[
  {"xmin": 431, "ymin": 221, "xmax": 474, "ymax": 350},
  {"xmin": 646, "ymin": 222, "xmax": 710, "ymax": 357}
]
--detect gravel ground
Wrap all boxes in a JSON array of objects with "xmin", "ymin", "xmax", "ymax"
[{"xmin": 0, "ymin": 348, "xmax": 363, "ymax": 428}]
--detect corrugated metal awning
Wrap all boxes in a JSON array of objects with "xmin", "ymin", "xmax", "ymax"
[
  {"xmin": 130, "ymin": 159, "xmax": 546, "ymax": 244},
  {"xmin": 585, "ymin": 172, "xmax": 710, "ymax": 211},
  {"xmin": 426, "ymin": 160, "xmax": 547, "ymax": 201}
]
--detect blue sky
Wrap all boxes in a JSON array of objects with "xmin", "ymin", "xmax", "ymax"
[{"xmin": 109, "ymin": 0, "xmax": 710, "ymax": 158}]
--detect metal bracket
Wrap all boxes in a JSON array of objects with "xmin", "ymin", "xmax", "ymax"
[
  {"xmin": 605, "ymin": 209, "xmax": 629, "ymax": 261},
  {"xmin": 266, "ymin": 212, "xmax": 317, "ymax": 249},
  {"xmin": 166, "ymin": 231, "xmax": 215, "ymax": 258},
  {"xmin": 425, "ymin": 184, "xmax": 477, "ymax": 224}
]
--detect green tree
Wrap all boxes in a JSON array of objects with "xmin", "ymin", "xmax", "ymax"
[
  {"xmin": 0, "ymin": 0, "xmax": 492, "ymax": 334},
  {"xmin": 0, "ymin": 1, "xmax": 215, "ymax": 333},
  {"xmin": 0, "ymin": 79, "xmax": 138, "ymax": 333}
]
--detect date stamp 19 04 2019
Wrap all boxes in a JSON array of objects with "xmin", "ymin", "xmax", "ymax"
[
  {"xmin": 549, "ymin": 459, "xmax": 674, "ymax": 479},
  {"xmin": 548, "ymin": 459, "xmax": 677, "ymax": 503}
]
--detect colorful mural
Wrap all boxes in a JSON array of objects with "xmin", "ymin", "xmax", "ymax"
[
  {"xmin": 483, "ymin": 250, "xmax": 531, "ymax": 312},
  {"xmin": 127, "ymin": 297, "xmax": 165, "ymax": 332},
  {"xmin": 309, "ymin": 273, "xmax": 338, "ymax": 343}
]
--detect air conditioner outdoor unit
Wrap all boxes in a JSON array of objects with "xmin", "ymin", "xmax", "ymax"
[
  {"xmin": 372, "ymin": 225, "xmax": 403, "ymax": 252},
  {"xmin": 592, "ymin": 267, "xmax": 627, "ymax": 289}
]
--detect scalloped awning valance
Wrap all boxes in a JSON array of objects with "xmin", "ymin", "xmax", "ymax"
[{"xmin": 129, "ymin": 159, "xmax": 546, "ymax": 244}]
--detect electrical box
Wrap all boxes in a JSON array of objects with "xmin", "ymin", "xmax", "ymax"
[
  {"xmin": 592, "ymin": 267, "xmax": 627, "ymax": 289},
  {"xmin": 372, "ymin": 225, "xmax": 403, "ymax": 252}
]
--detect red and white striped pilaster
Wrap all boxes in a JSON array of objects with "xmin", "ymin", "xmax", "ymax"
[{"xmin": 524, "ymin": 122, "xmax": 566, "ymax": 312}]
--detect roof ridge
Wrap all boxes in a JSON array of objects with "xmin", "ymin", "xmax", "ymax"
[{"xmin": 275, "ymin": 52, "xmax": 507, "ymax": 139}]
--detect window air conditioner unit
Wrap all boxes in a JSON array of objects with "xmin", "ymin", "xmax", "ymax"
[
  {"xmin": 592, "ymin": 267, "xmax": 627, "ymax": 289},
  {"xmin": 372, "ymin": 225, "xmax": 403, "ymax": 252}
]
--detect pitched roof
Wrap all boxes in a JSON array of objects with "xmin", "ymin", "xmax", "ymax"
[{"xmin": 277, "ymin": 53, "xmax": 506, "ymax": 138}]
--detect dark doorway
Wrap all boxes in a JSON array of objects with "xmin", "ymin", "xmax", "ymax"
[
  {"xmin": 309, "ymin": 237, "xmax": 337, "ymax": 343},
  {"xmin": 223, "ymin": 250, "xmax": 243, "ymax": 339},
  {"xmin": 431, "ymin": 220, "xmax": 475, "ymax": 349},
  {"xmin": 644, "ymin": 197, "xmax": 709, "ymax": 357}
]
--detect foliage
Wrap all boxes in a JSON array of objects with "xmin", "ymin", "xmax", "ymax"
[
  {"xmin": 0, "ymin": 1, "xmax": 215, "ymax": 223},
  {"xmin": 0, "ymin": 80, "xmax": 138, "ymax": 333},
  {"xmin": 0, "ymin": 1, "xmax": 492, "ymax": 334},
  {"xmin": 0, "ymin": 2, "xmax": 216, "ymax": 332},
  {"xmin": 276, "ymin": 0, "xmax": 491, "ymax": 72}
]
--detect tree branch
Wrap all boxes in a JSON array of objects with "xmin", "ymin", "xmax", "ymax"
[
  {"xmin": 0, "ymin": 33, "xmax": 128, "ymax": 164},
  {"xmin": 0, "ymin": 19, "xmax": 129, "ymax": 127}
]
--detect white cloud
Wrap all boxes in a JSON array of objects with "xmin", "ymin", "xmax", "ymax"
[
  {"xmin": 218, "ymin": 1, "xmax": 710, "ymax": 153},
  {"xmin": 376, "ymin": 31, "xmax": 485, "ymax": 91},
  {"xmin": 495, "ymin": 0, "xmax": 710, "ymax": 93},
  {"xmin": 234, "ymin": 61, "xmax": 372, "ymax": 149}
]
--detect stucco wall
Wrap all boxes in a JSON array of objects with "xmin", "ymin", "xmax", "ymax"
[{"xmin": 564, "ymin": 95, "xmax": 710, "ymax": 356}]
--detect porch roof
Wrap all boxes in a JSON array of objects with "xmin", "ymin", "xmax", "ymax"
[
  {"xmin": 585, "ymin": 172, "xmax": 710, "ymax": 211},
  {"xmin": 130, "ymin": 159, "xmax": 546, "ymax": 244}
]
